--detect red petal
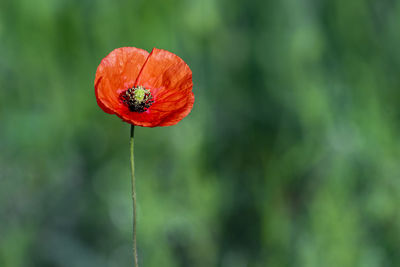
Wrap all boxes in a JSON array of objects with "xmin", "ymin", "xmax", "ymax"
[
  {"xmin": 129, "ymin": 48, "xmax": 194, "ymax": 126},
  {"xmin": 95, "ymin": 47, "xmax": 149, "ymax": 114},
  {"xmin": 157, "ymin": 91, "xmax": 195, "ymax": 126}
]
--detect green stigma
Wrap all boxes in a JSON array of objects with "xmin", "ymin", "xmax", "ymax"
[{"xmin": 134, "ymin": 86, "xmax": 146, "ymax": 102}]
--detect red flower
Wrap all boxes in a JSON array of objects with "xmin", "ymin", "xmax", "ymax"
[{"xmin": 95, "ymin": 47, "xmax": 194, "ymax": 127}]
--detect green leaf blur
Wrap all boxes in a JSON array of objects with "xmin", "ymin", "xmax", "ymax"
[{"xmin": 1, "ymin": 0, "xmax": 399, "ymax": 266}]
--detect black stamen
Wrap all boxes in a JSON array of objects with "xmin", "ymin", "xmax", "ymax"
[{"xmin": 120, "ymin": 86, "xmax": 154, "ymax": 113}]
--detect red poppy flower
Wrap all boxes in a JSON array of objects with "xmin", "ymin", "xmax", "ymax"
[{"xmin": 95, "ymin": 47, "xmax": 194, "ymax": 127}]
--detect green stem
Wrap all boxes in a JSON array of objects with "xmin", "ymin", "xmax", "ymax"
[{"xmin": 130, "ymin": 125, "xmax": 139, "ymax": 267}]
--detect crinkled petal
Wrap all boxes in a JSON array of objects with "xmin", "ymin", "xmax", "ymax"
[
  {"xmin": 127, "ymin": 48, "xmax": 193, "ymax": 126},
  {"xmin": 157, "ymin": 91, "xmax": 195, "ymax": 126},
  {"xmin": 95, "ymin": 47, "xmax": 149, "ymax": 114}
]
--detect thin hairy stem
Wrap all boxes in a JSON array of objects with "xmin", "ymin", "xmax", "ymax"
[{"xmin": 130, "ymin": 125, "xmax": 138, "ymax": 267}]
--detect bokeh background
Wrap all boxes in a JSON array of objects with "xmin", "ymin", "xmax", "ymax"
[{"xmin": 1, "ymin": 0, "xmax": 400, "ymax": 266}]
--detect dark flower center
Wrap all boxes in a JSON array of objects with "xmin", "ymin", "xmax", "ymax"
[{"xmin": 120, "ymin": 86, "xmax": 154, "ymax": 113}]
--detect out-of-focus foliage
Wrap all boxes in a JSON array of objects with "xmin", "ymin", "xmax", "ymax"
[{"xmin": 1, "ymin": 0, "xmax": 400, "ymax": 266}]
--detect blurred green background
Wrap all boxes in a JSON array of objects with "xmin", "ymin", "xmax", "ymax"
[{"xmin": 1, "ymin": 0, "xmax": 400, "ymax": 266}]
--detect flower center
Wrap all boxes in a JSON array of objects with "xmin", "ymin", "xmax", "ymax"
[{"xmin": 120, "ymin": 86, "xmax": 154, "ymax": 113}]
